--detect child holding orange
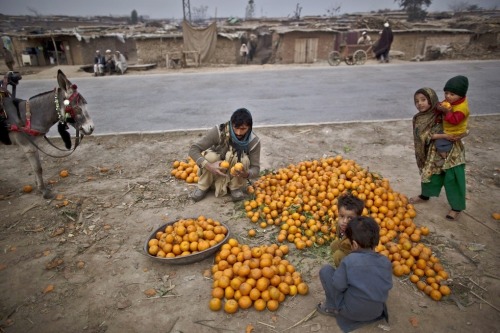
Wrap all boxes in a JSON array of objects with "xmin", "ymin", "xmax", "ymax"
[{"xmin": 435, "ymin": 75, "xmax": 470, "ymax": 161}]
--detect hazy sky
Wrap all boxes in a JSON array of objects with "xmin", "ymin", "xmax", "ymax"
[{"xmin": 0, "ymin": 0, "xmax": 498, "ymax": 19}]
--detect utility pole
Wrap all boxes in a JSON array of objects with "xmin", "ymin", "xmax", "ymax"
[{"xmin": 182, "ymin": 0, "xmax": 192, "ymax": 23}]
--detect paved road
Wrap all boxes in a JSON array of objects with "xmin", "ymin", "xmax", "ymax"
[{"xmin": 15, "ymin": 60, "xmax": 500, "ymax": 135}]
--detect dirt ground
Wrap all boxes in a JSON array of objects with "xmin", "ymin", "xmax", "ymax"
[{"xmin": 0, "ymin": 65, "xmax": 499, "ymax": 333}]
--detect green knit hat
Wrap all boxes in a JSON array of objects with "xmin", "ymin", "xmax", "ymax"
[{"xmin": 444, "ymin": 75, "xmax": 469, "ymax": 97}]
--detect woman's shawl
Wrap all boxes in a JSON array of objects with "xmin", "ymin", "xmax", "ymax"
[{"xmin": 412, "ymin": 87, "xmax": 440, "ymax": 171}]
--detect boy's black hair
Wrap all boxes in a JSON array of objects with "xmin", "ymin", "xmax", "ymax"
[
  {"xmin": 345, "ymin": 216, "xmax": 380, "ymax": 249},
  {"xmin": 231, "ymin": 108, "xmax": 253, "ymax": 128},
  {"xmin": 338, "ymin": 193, "xmax": 364, "ymax": 216}
]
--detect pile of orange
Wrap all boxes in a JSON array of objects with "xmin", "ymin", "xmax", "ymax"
[
  {"xmin": 147, "ymin": 216, "xmax": 228, "ymax": 258},
  {"xmin": 376, "ymin": 238, "xmax": 451, "ymax": 301},
  {"xmin": 208, "ymin": 238, "xmax": 309, "ymax": 313},
  {"xmin": 170, "ymin": 158, "xmax": 199, "ymax": 183},
  {"xmin": 244, "ymin": 155, "xmax": 451, "ymax": 301}
]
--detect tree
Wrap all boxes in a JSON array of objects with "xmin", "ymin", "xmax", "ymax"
[
  {"xmin": 192, "ymin": 5, "xmax": 208, "ymax": 22},
  {"xmin": 291, "ymin": 3, "xmax": 302, "ymax": 20},
  {"xmin": 395, "ymin": 0, "xmax": 431, "ymax": 22},
  {"xmin": 246, "ymin": 0, "xmax": 255, "ymax": 19},
  {"xmin": 131, "ymin": 10, "xmax": 138, "ymax": 24},
  {"xmin": 325, "ymin": 4, "xmax": 341, "ymax": 18},
  {"xmin": 449, "ymin": 1, "xmax": 483, "ymax": 12}
]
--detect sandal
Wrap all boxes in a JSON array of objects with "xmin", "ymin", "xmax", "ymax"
[
  {"xmin": 446, "ymin": 210, "xmax": 461, "ymax": 221},
  {"xmin": 409, "ymin": 196, "xmax": 427, "ymax": 204},
  {"xmin": 316, "ymin": 302, "xmax": 338, "ymax": 317}
]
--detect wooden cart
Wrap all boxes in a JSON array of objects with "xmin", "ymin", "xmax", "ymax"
[{"xmin": 328, "ymin": 44, "xmax": 372, "ymax": 66}]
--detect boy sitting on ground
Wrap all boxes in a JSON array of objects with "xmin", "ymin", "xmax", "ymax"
[
  {"xmin": 330, "ymin": 193, "xmax": 364, "ymax": 267},
  {"xmin": 318, "ymin": 216, "xmax": 393, "ymax": 333}
]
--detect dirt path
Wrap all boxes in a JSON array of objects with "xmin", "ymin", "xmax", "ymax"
[{"xmin": 1, "ymin": 113, "xmax": 499, "ymax": 332}]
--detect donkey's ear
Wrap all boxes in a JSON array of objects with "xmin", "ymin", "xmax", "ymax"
[{"xmin": 57, "ymin": 70, "xmax": 71, "ymax": 92}]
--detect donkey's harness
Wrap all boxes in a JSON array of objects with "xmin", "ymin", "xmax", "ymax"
[{"xmin": 3, "ymin": 84, "xmax": 84, "ymax": 157}]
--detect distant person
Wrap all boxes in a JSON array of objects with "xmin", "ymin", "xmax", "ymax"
[
  {"xmin": 3, "ymin": 47, "xmax": 15, "ymax": 71},
  {"xmin": 373, "ymin": 22, "xmax": 393, "ymax": 63},
  {"xmin": 93, "ymin": 50, "xmax": 106, "ymax": 76},
  {"xmin": 317, "ymin": 216, "xmax": 392, "ymax": 332},
  {"xmin": 104, "ymin": 49, "xmax": 115, "ymax": 75},
  {"xmin": 113, "ymin": 51, "xmax": 128, "ymax": 74},
  {"xmin": 239, "ymin": 43, "xmax": 249, "ymax": 64},
  {"xmin": 248, "ymin": 35, "xmax": 257, "ymax": 62},
  {"xmin": 188, "ymin": 108, "xmax": 261, "ymax": 202},
  {"xmin": 357, "ymin": 31, "xmax": 372, "ymax": 45}
]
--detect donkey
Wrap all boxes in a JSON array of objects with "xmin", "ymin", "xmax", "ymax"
[{"xmin": 0, "ymin": 70, "xmax": 94, "ymax": 198}]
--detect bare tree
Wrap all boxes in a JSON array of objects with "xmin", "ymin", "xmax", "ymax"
[
  {"xmin": 325, "ymin": 3, "xmax": 341, "ymax": 18},
  {"xmin": 27, "ymin": 6, "xmax": 40, "ymax": 17},
  {"xmin": 449, "ymin": 1, "xmax": 484, "ymax": 12},
  {"xmin": 291, "ymin": 3, "xmax": 302, "ymax": 20},
  {"xmin": 192, "ymin": 5, "xmax": 208, "ymax": 22},
  {"xmin": 246, "ymin": 0, "xmax": 255, "ymax": 19}
]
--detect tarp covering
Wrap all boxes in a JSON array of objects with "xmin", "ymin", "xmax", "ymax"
[{"xmin": 182, "ymin": 20, "xmax": 217, "ymax": 64}]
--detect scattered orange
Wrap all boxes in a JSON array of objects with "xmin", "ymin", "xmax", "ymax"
[
  {"xmin": 238, "ymin": 296, "xmax": 253, "ymax": 309},
  {"xmin": 22, "ymin": 185, "xmax": 33, "ymax": 193},
  {"xmin": 297, "ymin": 282, "xmax": 309, "ymax": 295},
  {"xmin": 209, "ymin": 298, "xmax": 222, "ymax": 311},
  {"xmin": 430, "ymin": 289, "xmax": 442, "ymax": 301},
  {"xmin": 254, "ymin": 299, "xmax": 267, "ymax": 311},
  {"xmin": 439, "ymin": 285, "xmax": 451, "ymax": 296},
  {"xmin": 224, "ymin": 299, "xmax": 239, "ymax": 314},
  {"xmin": 59, "ymin": 170, "xmax": 69, "ymax": 177},
  {"xmin": 267, "ymin": 299, "xmax": 279, "ymax": 311}
]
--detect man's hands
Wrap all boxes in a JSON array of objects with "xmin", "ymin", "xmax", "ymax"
[
  {"xmin": 232, "ymin": 169, "xmax": 249, "ymax": 179},
  {"xmin": 205, "ymin": 161, "xmax": 227, "ymax": 177},
  {"xmin": 204, "ymin": 161, "xmax": 248, "ymax": 178}
]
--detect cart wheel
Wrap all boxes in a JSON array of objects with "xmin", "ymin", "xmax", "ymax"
[
  {"xmin": 345, "ymin": 56, "xmax": 354, "ymax": 66},
  {"xmin": 353, "ymin": 50, "xmax": 368, "ymax": 65},
  {"xmin": 328, "ymin": 51, "xmax": 341, "ymax": 66}
]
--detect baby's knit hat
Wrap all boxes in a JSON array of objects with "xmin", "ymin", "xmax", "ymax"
[{"xmin": 444, "ymin": 75, "xmax": 469, "ymax": 97}]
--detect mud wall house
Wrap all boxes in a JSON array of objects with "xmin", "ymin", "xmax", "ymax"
[
  {"xmin": 389, "ymin": 29, "xmax": 474, "ymax": 60},
  {"xmin": 214, "ymin": 33, "xmax": 241, "ymax": 64},
  {"xmin": 133, "ymin": 34, "xmax": 184, "ymax": 67},
  {"xmin": 8, "ymin": 31, "xmax": 135, "ymax": 67},
  {"xmin": 270, "ymin": 27, "xmax": 337, "ymax": 64},
  {"xmin": 9, "ymin": 32, "xmax": 79, "ymax": 67},
  {"xmin": 133, "ymin": 32, "xmax": 245, "ymax": 67}
]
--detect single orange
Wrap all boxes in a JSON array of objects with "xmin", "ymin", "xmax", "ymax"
[
  {"xmin": 254, "ymin": 299, "xmax": 266, "ymax": 311},
  {"xmin": 439, "ymin": 285, "xmax": 451, "ymax": 296},
  {"xmin": 22, "ymin": 185, "xmax": 33, "ymax": 193},
  {"xmin": 224, "ymin": 299, "xmax": 239, "ymax": 314},
  {"xmin": 238, "ymin": 295, "xmax": 252, "ymax": 309},
  {"xmin": 430, "ymin": 289, "xmax": 442, "ymax": 301},
  {"xmin": 209, "ymin": 298, "xmax": 222, "ymax": 311}
]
